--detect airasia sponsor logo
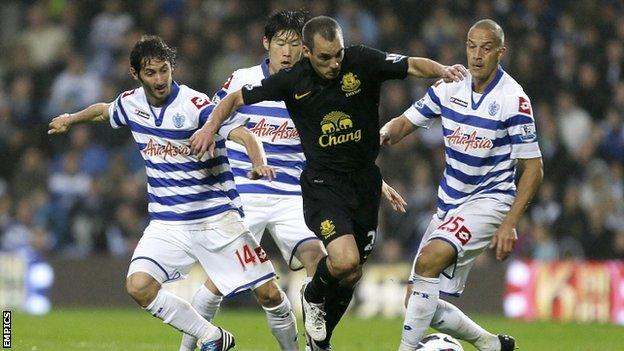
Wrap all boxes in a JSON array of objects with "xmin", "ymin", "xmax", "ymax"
[
  {"xmin": 446, "ymin": 127, "xmax": 493, "ymax": 151},
  {"xmin": 249, "ymin": 118, "xmax": 299, "ymax": 142},
  {"xmin": 141, "ymin": 139, "xmax": 191, "ymax": 159}
]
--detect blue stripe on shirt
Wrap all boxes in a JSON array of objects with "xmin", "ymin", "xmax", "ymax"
[
  {"xmin": 147, "ymin": 172, "xmax": 233, "ymax": 188},
  {"xmin": 143, "ymin": 156, "xmax": 230, "ymax": 173},
  {"xmin": 129, "ymin": 120, "xmax": 195, "ymax": 140},
  {"xmin": 149, "ymin": 203, "xmax": 238, "ymax": 221},
  {"xmin": 415, "ymin": 103, "xmax": 439, "ymax": 119},
  {"xmin": 116, "ymin": 97, "xmax": 130, "ymax": 124},
  {"xmin": 505, "ymin": 115, "xmax": 534, "ymax": 127},
  {"xmin": 445, "ymin": 148, "xmax": 510, "ymax": 167},
  {"xmin": 227, "ymin": 148, "xmax": 305, "ymax": 169},
  {"xmin": 262, "ymin": 142, "xmax": 303, "ymax": 154},
  {"xmin": 236, "ymin": 105, "xmax": 290, "ymax": 118},
  {"xmin": 236, "ymin": 183, "xmax": 302, "ymax": 196},
  {"xmin": 231, "ymin": 167, "xmax": 300, "ymax": 185},
  {"xmin": 112, "ymin": 110, "xmax": 123, "ymax": 127},
  {"xmin": 440, "ymin": 172, "xmax": 515, "ymax": 200},
  {"xmin": 148, "ymin": 189, "xmax": 239, "ymax": 206},
  {"xmin": 427, "ymin": 88, "xmax": 442, "ymax": 107},
  {"xmin": 444, "ymin": 164, "xmax": 511, "ymax": 186},
  {"xmin": 440, "ymin": 106, "xmax": 503, "ymax": 131},
  {"xmin": 199, "ymin": 105, "xmax": 215, "ymax": 126}
]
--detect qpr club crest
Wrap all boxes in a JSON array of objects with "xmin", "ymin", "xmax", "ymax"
[
  {"xmin": 488, "ymin": 100, "xmax": 500, "ymax": 116},
  {"xmin": 172, "ymin": 113, "xmax": 185, "ymax": 128}
]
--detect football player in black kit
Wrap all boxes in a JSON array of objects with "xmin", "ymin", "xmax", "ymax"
[{"xmin": 191, "ymin": 16, "xmax": 466, "ymax": 351}]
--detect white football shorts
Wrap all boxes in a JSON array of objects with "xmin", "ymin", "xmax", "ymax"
[
  {"xmin": 240, "ymin": 194, "xmax": 320, "ymax": 270},
  {"xmin": 409, "ymin": 197, "xmax": 511, "ymax": 295},
  {"xmin": 127, "ymin": 210, "xmax": 276, "ymax": 297}
]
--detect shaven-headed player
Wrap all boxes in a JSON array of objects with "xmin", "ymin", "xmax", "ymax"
[
  {"xmin": 48, "ymin": 35, "xmax": 290, "ymax": 351},
  {"xmin": 181, "ymin": 10, "xmax": 407, "ymax": 351},
  {"xmin": 381, "ymin": 20, "xmax": 543, "ymax": 351}
]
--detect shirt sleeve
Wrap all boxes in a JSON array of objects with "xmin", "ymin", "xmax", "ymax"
[
  {"xmin": 241, "ymin": 70, "xmax": 289, "ymax": 105},
  {"xmin": 503, "ymin": 93, "xmax": 542, "ymax": 159},
  {"xmin": 108, "ymin": 93, "xmax": 130, "ymax": 129},
  {"xmin": 356, "ymin": 45, "xmax": 408, "ymax": 82},
  {"xmin": 403, "ymin": 82, "xmax": 444, "ymax": 128},
  {"xmin": 217, "ymin": 113, "xmax": 250, "ymax": 139}
]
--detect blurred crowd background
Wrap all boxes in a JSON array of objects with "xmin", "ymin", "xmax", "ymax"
[{"xmin": 0, "ymin": 0, "xmax": 623, "ymax": 265}]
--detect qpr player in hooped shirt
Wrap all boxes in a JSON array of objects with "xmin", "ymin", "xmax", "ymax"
[
  {"xmin": 381, "ymin": 19, "xmax": 542, "ymax": 351},
  {"xmin": 48, "ymin": 35, "xmax": 296, "ymax": 351}
]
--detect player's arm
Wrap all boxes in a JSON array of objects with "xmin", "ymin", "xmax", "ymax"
[
  {"xmin": 379, "ymin": 114, "xmax": 418, "ymax": 146},
  {"xmin": 407, "ymin": 57, "xmax": 467, "ymax": 82},
  {"xmin": 47, "ymin": 102, "xmax": 110, "ymax": 134},
  {"xmin": 190, "ymin": 89, "xmax": 245, "ymax": 158},
  {"xmin": 228, "ymin": 126, "xmax": 276, "ymax": 181},
  {"xmin": 490, "ymin": 157, "xmax": 544, "ymax": 260}
]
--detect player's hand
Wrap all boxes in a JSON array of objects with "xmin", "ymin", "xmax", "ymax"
[
  {"xmin": 441, "ymin": 64, "xmax": 467, "ymax": 83},
  {"xmin": 48, "ymin": 113, "xmax": 72, "ymax": 134},
  {"xmin": 247, "ymin": 165, "xmax": 276, "ymax": 181},
  {"xmin": 489, "ymin": 222, "xmax": 517, "ymax": 261},
  {"xmin": 379, "ymin": 130, "xmax": 391, "ymax": 146},
  {"xmin": 190, "ymin": 128, "xmax": 216, "ymax": 159},
  {"xmin": 381, "ymin": 180, "xmax": 407, "ymax": 213}
]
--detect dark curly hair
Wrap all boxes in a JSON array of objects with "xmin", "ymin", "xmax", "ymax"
[{"xmin": 130, "ymin": 35, "xmax": 177, "ymax": 73}]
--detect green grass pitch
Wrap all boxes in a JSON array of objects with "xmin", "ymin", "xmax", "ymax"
[{"xmin": 12, "ymin": 309, "xmax": 623, "ymax": 350}]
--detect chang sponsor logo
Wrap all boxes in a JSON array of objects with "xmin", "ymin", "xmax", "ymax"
[{"xmin": 318, "ymin": 111, "xmax": 362, "ymax": 147}]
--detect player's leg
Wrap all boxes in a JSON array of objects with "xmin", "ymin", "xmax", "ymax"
[
  {"xmin": 398, "ymin": 238, "xmax": 456, "ymax": 351},
  {"xmin": 181, "ymin": 197, "xmax": 270, "ymax": 351},
  {"xmin": 179, "ymin": 279, "xmax": 223, "ymax": 351},
  {"xmin": 126, "ymin": 222, "xmax": 231, "ymax": 350},
  {"xmin": 192, "ymin": 211, "xmax": 295, "ymax": 350},
  {"xmin": 252, "ymin": 279, "xmax": 299, "ymax": 351}
]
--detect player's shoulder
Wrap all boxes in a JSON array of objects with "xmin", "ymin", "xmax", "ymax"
[
  {"xmin": 117, "ymin": 86, "xmax": 143, "ymax": 101},
  {"xmin": 499, "ymin": 70, "xmax": 527, "ymax": 97},
  {"xmin": 231, "ymin": 65, "xmax": 264, "ymax": 83},
  {"xmin": 177, "ymin": 84, "xmax": 212, "ymax": 110}
]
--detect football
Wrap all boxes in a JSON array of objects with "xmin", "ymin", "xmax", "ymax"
[{"xmin": 415, "ymin": 333, "xmax": 464, "ymax": 351}]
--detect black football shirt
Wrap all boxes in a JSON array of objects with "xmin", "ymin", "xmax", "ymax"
[{"xmin": 242, "ymin": 45, "xmax": 408, "ymax": 173}]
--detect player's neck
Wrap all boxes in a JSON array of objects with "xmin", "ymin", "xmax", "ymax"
[
  {"xmin": 472, "ymin": 73, "xmax": 496, "ymax": 93},
  {"xmin": 146, "ymin": 94, "xmax": 167, "ymax": 107}
]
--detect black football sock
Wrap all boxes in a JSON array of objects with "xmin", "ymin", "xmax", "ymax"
[
  {"xmin": 304, "ymin": 256, "xmax": 340, "ymax": 303},
  {"xmin": 316, "ymin": 284, "xmax": 354, "ymax": 348}
]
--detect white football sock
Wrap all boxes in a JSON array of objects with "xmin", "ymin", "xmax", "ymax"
[
  {"xmin": 179, "ymin": 285, "xmax": 224, "ymax": 351},
  {"xmin": 431, "ymin": 299, "xmax": 499, "ymax": 350},
  {"xmin": 146, "ymin": 289, "xmax": 219, "ymax": 342},
  {"xmin": 263, "ymin": 291, "xmax": 299, "ymax": 350},
  {"xmin": 399, "ymin": 274, "xmax": 440, "ymax": 350}
]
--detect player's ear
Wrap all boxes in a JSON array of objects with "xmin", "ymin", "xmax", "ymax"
[
  {"xmin": 130, "ymin": 67, "xmax": 139, "ymax": 81},
  {"xmin": 498, "ymin": 46, "xmax": 507, "ymax": 60},
  {"xmin": 262, "ymin": 36, "xmax": 270, "ymax": 51},
  {"xmin": 302, "ymin": 45, "xmax": 311, "ymax": 58}
]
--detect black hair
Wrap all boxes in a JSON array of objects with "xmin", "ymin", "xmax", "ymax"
[
  {"xmin": 130, "ymin": 35, "xmax": 177, "ymax": 73},
  {"xmin": 264, "ymin": 9, "xmax": 308, "ymax": 42},
  {"xmin": 302, "ymin": 16, "xmax": 342, "ymax": 50}
]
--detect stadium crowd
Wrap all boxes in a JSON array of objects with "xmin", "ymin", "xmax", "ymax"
[{"xmin": 0, "ymin": 0, "xmax": 623, "ymax": 263}]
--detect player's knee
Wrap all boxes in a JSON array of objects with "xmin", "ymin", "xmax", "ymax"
[
  {"xmin": 414, "ymin": 246, "xmax": 454, "ymax": 278},
  {"xmin": 341, "ymin": 266, "xmax": 363, "ymax": 287},
  {"xmin": 126, "ymin": 274, "xmax": 159, "ymax": 307},
  {"xmin": 254, "ymin": 280, "xmax": 283, "ymax": 307},
  {"xmin": 327, "ymin": 255, "xmax": 359, "ymax": 278}
]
